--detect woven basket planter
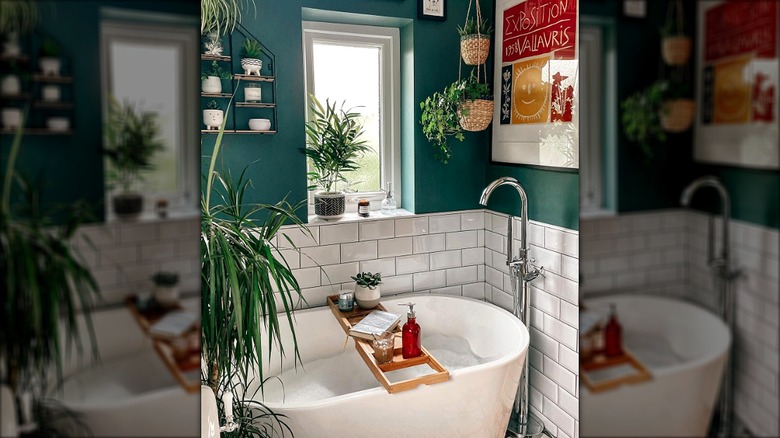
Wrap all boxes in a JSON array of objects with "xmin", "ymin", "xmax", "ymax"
[
  {"xmin": 460, "ymin": 34, "xmax": 490, "ymax": 65},
  {"xmin": 661, "ymin": 36, "xmax": 692, "ymax": 66},
  {"xmin": 458, "ymin": 98, "xmax": 494, "ymax": 132},
  {"xmin": 660, "ymin": 98, "xmax": 695, "ymax": 133}
]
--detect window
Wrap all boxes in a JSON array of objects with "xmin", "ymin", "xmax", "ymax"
[
  {"xmin": 579, "ymin": 20, "xmax": 616, "ymax": 216},
  {"xmin": 100, "ymin": 11, "xmax": 198, "ymax": 220},
  {"xmin": 302, "ymin": 21, "xmax": 401, "ymax": 213}
]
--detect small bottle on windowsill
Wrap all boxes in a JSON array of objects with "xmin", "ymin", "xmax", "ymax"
[{"xmin": 358, "ymin": 199, "xmax": 370, "ymax": 217}]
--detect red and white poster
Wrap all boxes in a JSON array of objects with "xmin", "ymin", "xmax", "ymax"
[
  {"xmin": 696, "ymin": 0, "xmax": 779, "ymax": 169},
  {"xmin": 492, "ymin": 0, "xmax": 579, "ymax": 168}
]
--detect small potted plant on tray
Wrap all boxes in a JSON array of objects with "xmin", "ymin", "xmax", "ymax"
[
  {"xmin": 152, "ymin": 271, "xmax": 180, "ymax": 307},
  {"xmin": 352, "ymin": 271, "xmax": 382, "ymax": 309}
]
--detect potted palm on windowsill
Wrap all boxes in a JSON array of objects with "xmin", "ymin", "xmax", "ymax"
[
  {"xmin": 304, "ymin": 94, "xmax": 370, "ymax": 220},
  {"xmin": 102, "ymin": 97, "xmax": 164, "ymax": 220}
]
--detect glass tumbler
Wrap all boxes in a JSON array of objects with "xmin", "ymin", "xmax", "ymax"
[{"xmin": 372, "ymin": 331, "xmax": 395, "ymax": 364}]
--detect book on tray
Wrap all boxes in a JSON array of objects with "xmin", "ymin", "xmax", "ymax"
[{"xmin": 348, "ymin": 310, "xmax": 401, "ymax": 340}]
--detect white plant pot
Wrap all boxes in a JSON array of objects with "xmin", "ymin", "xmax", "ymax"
[
  {"xmin": 245, "ymin": 86, "xmax": 262, "ymax": 102},
  {"xmin": 1, "ymin": 75, "xmax": 21, "ymax": 95},
  {"xmin": 2, "ymin": 32, "xmax": 20, "ymax": 56},
  {"xmin": 241, "ymin": 58, "xmax": 262, "ymax": 76},
  {"xmin": 201, "ymin": 76, "xmax": 222, "ymax": 94},
  {"xmin": 46, "ymin": 117, "xmax": 70, "ymax": 132},
  {"xmin": 42, "ymin": 85, "xmax": 60, "ymax": 101},
  {"xmin": 154, "ymin": 285, "xmax": 180, "ymax": 307},
  {"xmin": 1, "ymin": 108, "xmax": 22, "ymax": 129},
  {"xmin": 203, "ymin": 109, "xmax": 224, "ymax": 130},
  {"xmin": 39, "ymin": 57, "xmax": 61, "ymax": 76},
  {"xmin": 355, "ymin": 284, "xmax": 381, "ymax": 309},
  {"xmin": 1, "ymin": 385, "xmax": 18, "ymax": 438}
]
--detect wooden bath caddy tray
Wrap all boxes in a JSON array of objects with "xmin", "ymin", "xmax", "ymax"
[
  {"xmin": 125, "ymin": 296, "xmax": 200, "ymax": 394},
  {"xmin": 581, "ymin": 350, "xmax": 652, "ymax": 393},
  {"xmin": 326, "ymin": 295, "xmax": 449, "ymax": 394}
]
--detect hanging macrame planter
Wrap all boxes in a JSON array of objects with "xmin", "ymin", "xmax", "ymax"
[
  {"xmin": 459, "ymin": 0, "xmax": 490, "ymax": 65},
  {"xmin": 457, "ymin": 0, "xmax": 493, "ymax": 132},
  {"xmin": 660, "ymin": 98, "xmax": 695, "ymax": 133},
  {"xmin": 661, "ymin": 0, "xmax": 691, "ymax": 66}
]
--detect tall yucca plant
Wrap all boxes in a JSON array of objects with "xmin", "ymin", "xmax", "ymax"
[
  {"xmin": 201, "ymin": 91, "xmax": 308, "ymax": 436},
  {"xmin": 201, "ymin": 0, "xmax": 256, "ymax": 36},
  {"xmin": 0, "ymin": 114, "xmax": 100, "ymax": 401}
]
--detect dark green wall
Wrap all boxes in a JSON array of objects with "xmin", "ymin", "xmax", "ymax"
[
  {"xmin": 584, "ymin": 0, "xmax": 780, "ymax": 229},
  {"xmin": 207, "ymin": 0, "xmax": 580, "ymax": 230},
  {"xmin": 0, "ymin": 0, "xmax": 198, "ymax": 223}
]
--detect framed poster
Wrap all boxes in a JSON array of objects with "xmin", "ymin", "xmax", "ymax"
[
  {"xmin": 491, "ymin": 0, "xmax": 579, "ymax": 168},
  {"xmin": 418, "ymin": 0, "xmax": 446, "ymax": 21},
  {"xmin": 695, "ymin": 0, "xmax": 779, "ymax": 169}
]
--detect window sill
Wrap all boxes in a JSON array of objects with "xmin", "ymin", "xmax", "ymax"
[
  {"xmin": 580, "ymin": 208, "xmax": 615, "ymax": 220},
  {"xmin": 105, "ymin": 207, "xmax": 200, "ymax": 224},
  {"xmin": 307, "ymin": 208, "xmax": 413, "ymax": 226}
]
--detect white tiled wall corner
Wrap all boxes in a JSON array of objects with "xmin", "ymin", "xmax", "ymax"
[
  {"xmin": 483, "ymin": 211, "xmax": 580, "ymax": 438},
  {"xmin": 581, "ymin": 209, "xmax": 779, "ymax": 437},
  {"xmin": 280, "ymin": 210, "xmax": 580, "ymax": 437},
  {"xmin": 70, "ymin": 216, "xmax": 200, "ymax": 306}
]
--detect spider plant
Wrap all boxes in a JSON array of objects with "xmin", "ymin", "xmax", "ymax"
[
  {"xmin": 0, "ymin": 114, "xmax": 100, "ymax": 423},
  {"xmin": 201, "ymin": 92, "xmax": 308, "ymax": 437},
  {"xmin": 0, "ymin": 0, "xmax": 38, "ymax": 35},
  {"xmin": 201, "ymin": 0, "xmax": 256, "ymax": 36}
]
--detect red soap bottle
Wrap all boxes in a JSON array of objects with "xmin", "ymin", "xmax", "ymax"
[
  {"xmin": 604, "ymin": 303, "xmax": 623, "ymax": 357},
  {"xmin": 399, "ymin": 302, "xmax": 421, "ymax": 358}
]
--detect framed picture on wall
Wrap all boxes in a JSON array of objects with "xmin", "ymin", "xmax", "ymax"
[
  {"xmin": 491, "ymin": 0, "xmax": 580, "ymax": 168},
  {"xmin": 418, "ymin": 0, "xmax": 446, "ymax": 21},
  {"xmin": 694, "ymin": 0, "xmax": 779, "ymax": 169}
]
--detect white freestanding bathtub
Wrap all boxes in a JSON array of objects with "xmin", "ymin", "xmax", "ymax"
[
  {"xmin": 581, "ymin": 294, "xmax": 730, "ymax": 437},
  {"xmin": 244, "ymin": 294, "xmax": 529, "ymax": 438},
  {"xmin": 52, "ymin": 348, "xmax": 199, "ymax": 437}
]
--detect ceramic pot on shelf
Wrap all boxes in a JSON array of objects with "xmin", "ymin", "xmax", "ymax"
[
  {"xmin": 355, "ymin": 284, "xmax": 381, "ymax": 309},
  {"xmin": 1, "ymin": 75, "xmax": 21, "ymax": 95},
  {"xmin": 201, "ymin": 76, "xmax": 222, "ymax": 94},
  {"xmin": 1, "ymin": 108, "xmax": 23, "ymax": 130},
  {"xmin": 240, "ymin": 58, "xmax": 262, "ymax": 76},
  {"xmin": 39, "ymin": 57, "xmax": 61, "ymax": 76},
  {"xmin": 203, "ymin": 109, "xmax": 224, "ymax": 130}
]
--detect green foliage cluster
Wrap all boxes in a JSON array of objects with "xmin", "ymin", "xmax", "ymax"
[
  {"xmin": 200, "ymin": 0, "xmax": 256, "ymax": 36},
  {"xmin": 0, "ymin": 0, "xmax": 38, "ymax": 34},
  {"xmin": 457, "ymin": 17, "xmax": 493, "ymax": 36},
  {"xmin": 40, "ymin": 37, "xmax": 58, "ymax": 57},
  {"xmin": 351, "ymin": 272, "xmax": 382, "ymax": 289},
  {"xmin": 202, "ymin": 60, "xmax": 232, "ymax": 80},
  {"xmin": 102, "ymin": 98, "xmax": 164, "ymax": 193},
  {"xmin": 1, "ymin": 119, "xmax": 100, "ymax": 402},
  {"xmin": 206, "ymin": 99, "xmax": 221, "ymax": 110},
  {"xmin": 152, "ymin": 271, "xmax": 179, "ymax": 286},
  {"xmin": 241, "ymin": 38, "xmax": 263, "ymax": 58},
  {"xmin": 620, "ymin": 78, "xmax": 691, "ymax": 161},
  {"xmin": 304, "ymin": 95, "xmax": 370, "ymax": 193},
  {"xmin": 420, "ymin": 73, "xmax": 491, "ymax": 164}
]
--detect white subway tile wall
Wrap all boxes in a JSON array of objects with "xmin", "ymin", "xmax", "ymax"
[
  {"xmin": 278, "ymin": 210, "xmax": 580, "ymax": 437},
  {"xmin": 581, "ymin": 210, "xmax": 779, "ymax": 437},
  {"xmin": 70, "ymin": 217, "xmax": 200, "ymax": 307}
]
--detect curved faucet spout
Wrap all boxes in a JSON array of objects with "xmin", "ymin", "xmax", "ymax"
[
  {"xmin": 479, "ymin": 177, "xmax": 529, "ymax": 265},
  {"xmin": 680, "ymin": 176, "xmax": 731, "ymax": 264}
]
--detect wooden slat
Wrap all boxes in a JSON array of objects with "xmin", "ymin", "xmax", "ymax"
[{"xmin": 581, "ymin": 350, "xmax": 652, "ymax": 393}]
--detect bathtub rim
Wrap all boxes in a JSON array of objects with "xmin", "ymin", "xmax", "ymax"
[
  {"xmin": 583, "ymin": 293, "xmax": 731, "ymax": 380},
  {"xmin": 252, "ymin": 293, "xmax": 529, "ymax": 410}
]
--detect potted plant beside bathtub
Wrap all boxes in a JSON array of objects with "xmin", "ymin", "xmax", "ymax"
[
  {"xmin": 352, "ymin": 271, "xmax": 382, "ymax": 309},
  {"xmin": 0, "ymin": 119, "xmax": 100, "ymax": 435},
  {"xmin": 202, "ymin": 96, "xmax": 310, "ymax": 436},
  {"xmin": 304, "ymin": 94, "xmax": 370, "ymax": 220},
  {"xmin": 152, "ymin": 271, "xmax": 180, "ymax": 307}
]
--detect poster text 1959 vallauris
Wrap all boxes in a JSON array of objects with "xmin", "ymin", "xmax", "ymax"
[{"xmin": 502, "ymin": 0, "xmax": 577, "ymax": 63}]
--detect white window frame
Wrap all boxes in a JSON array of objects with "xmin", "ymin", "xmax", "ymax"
[
  {"xmin": 579, "ymin": 20, "xmax": 617, "ymax": 218},
  {"xmin": 100, "ymin": 15, "xmax": 199, "ymax": 221},
  {"xmin": 302, "ymin": 21, "xmax": 401, "ymax": 214}
]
